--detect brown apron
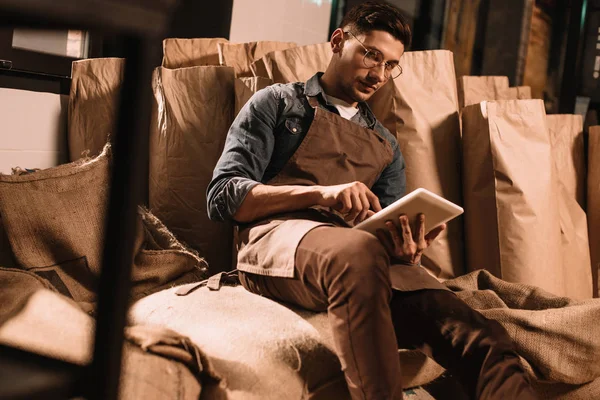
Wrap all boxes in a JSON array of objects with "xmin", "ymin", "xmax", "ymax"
[{"xmin": 236, "ymin": 96, "xmax": 445, "ymax": 291}]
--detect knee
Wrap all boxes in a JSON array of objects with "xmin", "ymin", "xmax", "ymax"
[{"xmin": 327, "ymin": 230, "xmax": 391, "ymax": 301}]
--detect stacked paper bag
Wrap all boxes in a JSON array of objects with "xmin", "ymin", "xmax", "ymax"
[
  {"xmin": 250, "ymin": 42, "xmax": 332, "ymax": 83},
  {"xmin": 462, "ymin": 100, "xmax": 592, "ymax": 300},
  {"xmin": 457, "ymin": 75, "xmax": 531, "ymax": 109},
  {"xmin": 161, "ymin": 38, "xmax": 227, "ymax": 68},
  {"xmin": 149, "ymin": 66, "xmax": 236, "ymax": 274},
  {"xmin": 68, "ymin": 58, "xmax": 124, "ymax": 161},
  {"xmin": 218, "ymin": 41, "xmax": 297, "ymax": 77}
]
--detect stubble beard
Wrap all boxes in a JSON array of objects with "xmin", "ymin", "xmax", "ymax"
[{"xmin": 343, "ymin": 79, "xmax": 372, "ymax": 104}]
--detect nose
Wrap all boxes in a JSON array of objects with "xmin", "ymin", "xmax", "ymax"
[{"xmin": 369, "ymin": 63, "xmax": 387, "ymax": 83}]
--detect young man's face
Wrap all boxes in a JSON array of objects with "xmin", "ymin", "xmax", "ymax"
[{"xmin": 333, "ymin": 29, "xmax": 405, "ymax": 103}]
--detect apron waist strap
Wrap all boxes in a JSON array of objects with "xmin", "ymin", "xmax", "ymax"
[{"xmin": 174, "ymin": 270, "xmax": 240, "ymax": 296}]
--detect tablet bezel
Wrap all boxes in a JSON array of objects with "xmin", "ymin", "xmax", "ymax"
[{"xmin": 353, "ymin": 188, "xmax": 464, "ymax": 235}]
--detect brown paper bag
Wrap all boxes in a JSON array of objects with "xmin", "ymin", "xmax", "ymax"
[
  {"xmin": 496, "ymin": 86, "xmax": 532, "ymax": 100},
  {"xmin": 555, "ymin": 182, "xmax": 593, "ymax": 299},
  {"xmin": 457, "ymin": 76, "xmax": 510, "ymax": 108},
  {"xmin": 547, "ymin": 115, "xmax": 586, "ymax": 207},
  {"xmin": 250, "ymin": 42, "xmax": 332, "ymax": 82},
  {"xmin": 161, "ymin": 38, "xmax": 228, "ymax": 69},
  {"xmin": 461, "ymin": 100, "xmax": 566, "ymax": 296},
  {"xmin": 369, "ymin": 50, "xmax": 465, "ymax": 279},
  {"xmin": 588, "ymin": 126, "xmax": 600, "ymax": 297},
  {"xmin": 149, "ymin": 66, "xmax": 235, "ymax": 274},
  {"xmin": 68, "ymin": 58, "xmax": 124, "ymax": 161},
  {"xmin": 218, "ymin": 41, "xmax": 297, "ymax": 77},
  {"xmin": 234, "ymin": 77, "xmax": 273, "ymax": 116},
  {"xmin": 547, "ymin": 115, "xmax": 592, "ymax": 299}
]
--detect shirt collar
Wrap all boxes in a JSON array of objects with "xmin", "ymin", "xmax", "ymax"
[{"xmin": 304, "ymin": 72, "xmax": 378, "ymax": 129}]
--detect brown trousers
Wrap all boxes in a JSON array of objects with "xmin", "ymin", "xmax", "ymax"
[{"xmin": 239, "ymin": 227, "xmax": 537, "ymax": 400}]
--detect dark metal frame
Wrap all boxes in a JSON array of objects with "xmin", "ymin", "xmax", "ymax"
[{"xmin": 0, "ymin": 1, "xmax": 177, "ymax": 399}]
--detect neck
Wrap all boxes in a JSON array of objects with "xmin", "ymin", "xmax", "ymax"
[{"xmin": 320, "ymin": 68, "xmax": 358, "ymax": 108}]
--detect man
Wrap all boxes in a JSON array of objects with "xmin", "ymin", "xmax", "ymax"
[{"xmin": 208, "ymin": 2, "xmax": 537, "ymax": 399}]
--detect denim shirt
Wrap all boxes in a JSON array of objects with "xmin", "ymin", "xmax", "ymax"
[{"xmin": 207, "ymin": 72, "xmax": 406, "ymax": 222}]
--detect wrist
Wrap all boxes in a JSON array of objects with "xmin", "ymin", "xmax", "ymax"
[{"xmin": 307, "ymin": 185, "xmax": 325, "ymax": 206}]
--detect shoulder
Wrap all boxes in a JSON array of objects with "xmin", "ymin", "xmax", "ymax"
[
  {"xmin": 250, "ymin": 82, "xmax": 305, "ymax": 112},
  {"xmin": 373, "ymin": 120, "xmax": 399, "ymax": 150}
]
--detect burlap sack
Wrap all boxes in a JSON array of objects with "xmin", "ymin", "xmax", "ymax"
[
  {"xmin": 68, "ymin": 58, "xmax": 124, "ymax": 161},
  {"xmin": 0, "ymin": 146, "xmax": 206, "ymax": 307},
  {"xmin": 368, "ymin": 50, "xmax": 465, "ymax": 280},
  {"xmin": 250, "ymin": 42, "xmax": 332, "ymax": 82},
  {"xmin": 589, "ymin": 126, "xmax": 600, "ymax": 297},
  {"xmin": 547, "ymin": 115, "xmax": 586, "ymax": 208},
  {"xmin": 149, "ymin": 66, "xmax": 235, "ymax": 274},
  {"xmin": 0, "ymin": 216, "xmax": 16, "ymax": 268},
  {"xmin": 129, "ymin": 283, "xmax": 445, "ymax": 400},
  {"xmin": 0, "ymin": 147, "xmax": 111, "ymax": 305},
  {"xmin": 446, "ymin": 270, "xmax": 600, "ymax": 387},
  {"xmin": 457, "ymin": 76, "xmax": 510, "ymax": 108},
  {"xmin": 133, "ymin": 208, "xmax": 207, "ymax": 300},
  {"xmin": 0, "ymin": 267, "xmax": 55, "ymax": 325},
  {"xmin": 218, "ymin": 41, "xmax": 297, "ymax": 77},
  {"xmin": 234, "ymin": 77, "xmax": 273, "ymax": 116},
  {"xmin": 461, "ymin": 100, "xmax": 568, "ymax": 296},
  {"xmin": 161, "ymin": 38, "xmax": 227, "ymax": 69},
  {"xmin": 0, "ymin": 287, "xmax": 203, "ymax": 399}
]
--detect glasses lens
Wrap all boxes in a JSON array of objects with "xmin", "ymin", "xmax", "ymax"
[
  {"xmin": 391, "ymin": 65, "xmax": 402, "ymax": 79},
  {"xmin": 363, "ymin": 51, "xmax": 382, "ymax": 68}
]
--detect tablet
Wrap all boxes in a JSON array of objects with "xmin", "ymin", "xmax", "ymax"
[{"xmin": 353, "ymin": 188, "xmax": 464, "ymax": 235}]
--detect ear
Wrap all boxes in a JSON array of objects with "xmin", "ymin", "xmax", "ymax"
[{"xmin": 330, "ymin": 28, "xmax": 345, "ymax": 54}]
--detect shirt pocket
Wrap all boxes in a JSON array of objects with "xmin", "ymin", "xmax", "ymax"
[{"xmin": 284, "ymin": 118, "xmax": 304, "ymax": 135}]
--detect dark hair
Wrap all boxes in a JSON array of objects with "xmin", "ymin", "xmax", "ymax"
[{"xmin": 339, "ymin": 1, "xmax": 412, "ymax": 48}]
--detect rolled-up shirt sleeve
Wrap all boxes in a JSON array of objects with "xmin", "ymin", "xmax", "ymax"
[
  {"xmin": 371, "ymin": 140, "xmax": 406, "ymax": 208},
  {"xmin": 207, "ymin": 87, "xmax": 280, "ymax": 221}
]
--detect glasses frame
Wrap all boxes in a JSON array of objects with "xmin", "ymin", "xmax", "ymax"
[{"xmin": 344, "ymin": 30, "xmax": 403, "ymax": 79}]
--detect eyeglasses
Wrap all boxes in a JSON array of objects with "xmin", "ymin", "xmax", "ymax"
[{"xmin": 344, "ymin": 31, "xmax": 403, "ymax": 79}]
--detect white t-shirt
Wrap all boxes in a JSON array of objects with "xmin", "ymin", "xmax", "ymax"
[{"xmin": 324, "ymin": 94, "xmax": 359, "ymax": 120}]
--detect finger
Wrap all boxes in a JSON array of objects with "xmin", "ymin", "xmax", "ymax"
[
  {"xmin": 425, "ymin": 223, "xmax": 446, "ymax": 245},
  {"xmin": 385, "ymin": 220, "xmax": 402, "ymax": 249},
  {"xmin": 346, "ymin": 192, "xmax": 362, "ymax": 221},
  {"xmin": 398, "ymin": 214, "xmax": 413, "ymax": 243},
  {"xmin": 415, "ymin": 213, "xmax": 426, "ymax": 244},
  {"xmin": 366, "ymin": 190, "xmax": 382, "ymax": 212},
  {"xmin": 366, "ymin": 210, "xmax": 376, "ymax": 218},
  {"xmin": 335, "ymin": 191, "xmax": 352, "ymax": 214},
  {"xmin": 355, "ymin": 191, "xmax": 371, "ymax": 224}
]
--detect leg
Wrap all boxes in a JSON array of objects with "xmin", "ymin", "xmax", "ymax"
[
  {"xmin": 390, "ymin": 289, "xmax": 538, "ymax": 400},
  {"xmin": 239, "ymin": 226, "xmax": 403, "ymax": 400}
]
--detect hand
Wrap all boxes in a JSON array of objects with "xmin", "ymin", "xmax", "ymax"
[
  {"xmin": 316, "ymin": 181, "xmax": 382, "ymax": 225},
  {"xmin": 375, "ymin": 213, "xmax": 445, "ymax": 266}
]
